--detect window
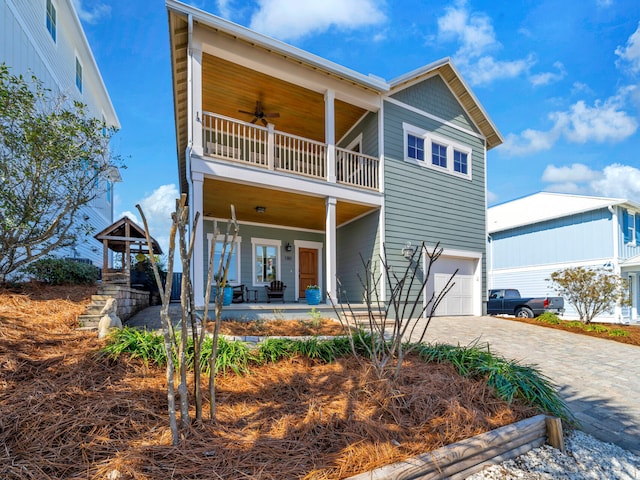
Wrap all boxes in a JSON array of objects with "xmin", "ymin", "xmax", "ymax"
[
  {"xmin": 623, "ymin": 210, "xmax": 640, "ymax": 245},
  {"xmin": 403, "ymin": 123, "xmax": 472, "ymax": 180},
  {"xmin": 454, "ymin": 150, "xmax": 468, "ymax": 174},
  {"xmin": 75, "ymin": 57, "xmax": 83, "ymax": 93},
  {"xmin": 252, "ymin": 238, "xmax": 281, "ymax": 285},
  {"xmin": 46, "ymin": 0, "xmax": 56, "ymax": 42},
  {"xmin": 407, "ymin": 134, "xmax": 424, "ymax": 161},
  {"xmin": 431, "ymin": 142, "xmax": 447, "ymax": 168},
  {"xmin": 207, "ymin": 234, "xmax": 241, "ymax": 284}
]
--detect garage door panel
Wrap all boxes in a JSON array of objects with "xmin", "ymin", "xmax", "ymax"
[{"xmin": 434, "ymin": 273, "xmax": 473, "ymax": 316}]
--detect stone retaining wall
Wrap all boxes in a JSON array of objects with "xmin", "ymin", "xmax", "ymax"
[{"xmin": 98, "ymin": 284, "xmax": 149, "ymax": 321}]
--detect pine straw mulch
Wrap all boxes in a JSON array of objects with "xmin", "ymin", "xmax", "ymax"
[
  {"xmin": 217, "ymin": 318, "xmax": 347, "ymax": 336},
  {"xmin": 499, "ymin": 316, "xmax": 640, "ymax": 347},
  {"xmin": 0, "ymin": 284, "xmax": 539, "ymax": 479}
]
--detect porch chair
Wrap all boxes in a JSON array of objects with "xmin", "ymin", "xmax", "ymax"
[
  {"xmin": 265, "ymin": 280, "xmax": 286, "ymax": 303},
  {"xmin": 232, "ymin": 284, "xmax": 245, "ymax": 303}
]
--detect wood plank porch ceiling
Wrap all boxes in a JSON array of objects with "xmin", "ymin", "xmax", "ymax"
[
  {"xmin": 203, "ymin": 179, "xmax": 376, "ymax": 230},
  {"xmin": 202, "ymin": 54, "xmax": 367, "ymax": 144}
]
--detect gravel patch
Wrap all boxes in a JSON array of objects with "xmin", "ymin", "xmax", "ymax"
[{"xmin": 467, "ymin": 430, "xmax": 640, "ymax": 480}]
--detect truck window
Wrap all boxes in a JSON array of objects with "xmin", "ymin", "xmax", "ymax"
[{"xmin": 505, "ymin": 289, "xmax": 519, "ymax": 299}]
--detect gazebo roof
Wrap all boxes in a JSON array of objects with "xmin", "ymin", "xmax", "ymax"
[{"xmin": 94, "ymin": 216, "xmax": 163, "ymax": 255}]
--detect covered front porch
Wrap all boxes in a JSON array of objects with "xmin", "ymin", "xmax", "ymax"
[{"xmin": 191, "ymin": 177, "xmax": 382, "ymax": 308}]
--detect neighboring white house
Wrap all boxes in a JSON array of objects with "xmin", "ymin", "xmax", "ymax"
[
  {"xmin": 0, "ymin": 0, "xmax": 120, "ymax": 265},
  {"xmin": 488, "ymin": 192, "xmax": 640, "ymax": 324}
]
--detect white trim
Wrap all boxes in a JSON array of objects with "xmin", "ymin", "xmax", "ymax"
[
  {"xmin": 337, "ymin": 112, "xmax": 369, "ymax": 146},
  {"xmin": 294, "ymin": 240, "xmax": 324, "ymax": 302},
  {"xmin": 387, "ymin": 96, "xmax": 484, "ymax": 140},
  {"xmin": 206, "ymin": 233, "xmax": 242, "ymax": 285},
  {"xmin": 491, "ymin": 258, "xmax": 614, "ymax": 275},
  {"xmin": 204, "ymin": 216, "xmax": 324, "ymax": 233},
  {"xmin": 251, "ymin": 237, "xmax": 282, "ymax": 287},
  {"xmin": 345, "ymin": 133, "xmax": 363, "ymax": 152},
  {"xmin": 403, "ymin": 123, "xmax": 472, "ymax": 181}
]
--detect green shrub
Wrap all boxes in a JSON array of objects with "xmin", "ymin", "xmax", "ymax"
[
  {"xmin": 608, "ymin": 329, "xmax": 630, "ymax": 337},
  {"xmin": 585, "ymin": 324, "xmax": 608, "ymax": 333},
  {"xmin": 22, "ymin": 257, "xmax": 98, "ymax": 285},
  {"xmin": 536, "ymin": 312, "xmax": 561, "ymax": 324},
  {"xmin": 415, "ymin": 342, "xmax": 575, "ymax": 424}
]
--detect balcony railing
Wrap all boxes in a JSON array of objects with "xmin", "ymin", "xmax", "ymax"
[{"xmin": 202, "ymin": 112, "xmax": 379, "ymax": 191}]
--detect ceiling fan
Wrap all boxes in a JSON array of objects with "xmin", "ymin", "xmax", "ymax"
[{"xmin": 238, "ymin": 101, "xmax": 280, "ymax": 126}]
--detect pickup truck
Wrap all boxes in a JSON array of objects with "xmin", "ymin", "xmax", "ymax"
[{"xmin": 487, "ymin": 289, "xmax": 564, "ymax": 318}]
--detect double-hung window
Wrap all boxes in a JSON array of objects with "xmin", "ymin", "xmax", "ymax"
[
  {"xmin": 46, "ymin": 0, "xmax": 56, "ymax": 42},
  {"xmin": 207, "ymin": 234, "xmax": 241, "ymax": 284},
  {"xmin": 252, "ymin": 238, "xmax": 281, "ymax": 286},
  {"xmin": 403, "ymin": 123, "xmax": 472, "ymax": 180}
]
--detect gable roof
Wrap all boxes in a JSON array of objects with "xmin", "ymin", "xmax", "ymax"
[
  {"xmin": 488, "ymin": 192, "xmax": 640, "ymax": 233},
  {"xmin": 389, "ymin": 58, "xmax": 502, "ymax": 150},
  {"xmin": 94, "ymin": 216, "xmax": 163, "ymax": 255}
]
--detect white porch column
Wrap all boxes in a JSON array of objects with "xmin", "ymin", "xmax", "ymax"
[
  {"xmin": 325, "ymin": 90, "xmax": 336, "ymax": 183},
  {"xmin": 189, "ymin": 42, "xmax": 204, "ymax": 156},
  {"xmin": 191, "ymin": 171, "xmax": 205, "ymax": 307},
  {"xmin": 325, "ymin": 196, "xmax": 337, "ymax": 304}
]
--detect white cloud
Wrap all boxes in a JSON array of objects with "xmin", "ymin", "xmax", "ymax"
[
  {"xmin": 596, "ymin": 0, "xmax": 613, "ymax": 6},
  {"xmin": 615, "ymin": 22, "xmax": 640, "ymax": 73},
  {"xmin": 118, "ymin": 184, "xmax": 179, "ymax": 256},
  {"xmin": 530, "ymin": 61, "xmax": 566, "ymax": 86},
  {"xmin": 541, "ymin": 163, "xmax": 640, "ymax": 202},
  {"xmin": 501, "ymin": 128, "xmax": 560, "ymax": 155},
  {"xmin": 542, "ymin": 163, "xmax": 599, "ymax": 183},
  {"xmin": 591, "ymin": 164, "xmax": 640, "ymax": 199},
  {"xmin": 436, "ymin": 1, "xmax": 535, "ymax": 85},
  {"xmin": 72, "ymin": 0, "xmax": 111, "ymax": 24},
  {"xmin": 487, "ymin": 190, "xmax": 499, "ymax": 205},
  {"xmin": 248, "ymin": 0, "xmax": 386, "ymax": 41},
  {"xmin": 501, "ymin": 87, "xmax": 638, "ymax": 155}
]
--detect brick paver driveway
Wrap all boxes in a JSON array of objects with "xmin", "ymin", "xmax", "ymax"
[{"xmin": 406, "ymin": 315, "xmax": 640, "ymax": 455}]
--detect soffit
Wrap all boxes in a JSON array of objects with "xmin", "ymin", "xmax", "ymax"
[{"xmin": 203, "ymin": 178, "xmax": 377, "ymax": 230}]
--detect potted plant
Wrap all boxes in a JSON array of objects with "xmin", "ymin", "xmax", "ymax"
[
  {"xmin": 305, "ymin": 285, "xmax": 321, "ymax": 305},
  {"xmin": 213, "ymin": 277, "xmax": 234, "ymax": 306}
]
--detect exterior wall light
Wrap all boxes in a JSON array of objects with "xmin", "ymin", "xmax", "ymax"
[{"xmin": 402, "ymin": 242, "xmax": 415, "ymax": 259}]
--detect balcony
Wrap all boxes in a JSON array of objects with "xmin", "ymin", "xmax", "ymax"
[{"xmin": 202, "ymin": 112, "xmax": 379, "ymax": 191}]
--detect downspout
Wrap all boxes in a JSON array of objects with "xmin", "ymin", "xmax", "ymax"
[{"xmin": 186, "ymin": 13, "xmax": 194, "ymax": 275}]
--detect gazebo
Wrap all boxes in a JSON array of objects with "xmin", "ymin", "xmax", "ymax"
[{"xmin": 94, "ymin": 216, "xmax": 163, "ymax": 285}]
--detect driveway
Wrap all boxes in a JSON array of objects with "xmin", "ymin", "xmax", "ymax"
[{"xmin": 409, "ymin": 315, "xmax": 640, "ymax": 455}]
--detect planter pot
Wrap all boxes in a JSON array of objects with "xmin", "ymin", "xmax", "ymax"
[
  {"xmin": 305, "ymin": 288, "xmax": 321, "ymax": 305},
  {"xmin": 212, "ymin": 286, "xmax": 234, "ymax": 306},
  {"xmin": 223, "ymin": 286, "xmax": 233, "ymax": 306}
]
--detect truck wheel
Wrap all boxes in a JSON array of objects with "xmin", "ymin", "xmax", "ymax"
[{"xmin": 515, "ymin": 307, "xmax": 534, "ymax": 318}]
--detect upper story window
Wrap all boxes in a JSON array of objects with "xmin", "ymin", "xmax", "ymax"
[
  {"xmin": 46, "ymin": 0, "xmax": 57, "ymax": 42},
  {"xmin": 403, "ymin": 123, "xmax": 473, "ymax": 180},
  {"xmin": 623, "ymin": 210, "xmax": 640, "ymax": 245},
  {"xmin": 75, "ymin": 57, "xmax": 83, "ymax": 93},
  {"xmin": 432, "ymin": 142, "xmax": 447, "ymax": 168},
  {"xmin": 407, "ymin": 134, "xmax": 424, "ymax": 161}
]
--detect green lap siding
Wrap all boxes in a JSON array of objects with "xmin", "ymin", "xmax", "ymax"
[{"xmin": 382, "ymin": 80, "xmax": 487, "ymax": 298}]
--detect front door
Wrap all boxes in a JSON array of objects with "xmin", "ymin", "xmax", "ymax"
[{"xmin": 299, "ymin": 248, "xmax": 318, "ymax": 298}]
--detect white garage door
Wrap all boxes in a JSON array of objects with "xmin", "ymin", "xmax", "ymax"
[{"xmin": 434, "ymin": 273, "xmax": 474, "ymax": 316}]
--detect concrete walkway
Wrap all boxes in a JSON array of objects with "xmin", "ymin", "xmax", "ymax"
[{"xmin": 125, "ymin": 308, "xmax": 640, "ymax": 455}]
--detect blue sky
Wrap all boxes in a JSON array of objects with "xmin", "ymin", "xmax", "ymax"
[{"xmin": 75, "ymin": 0, "xmax": 640, "ymax": 249}]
